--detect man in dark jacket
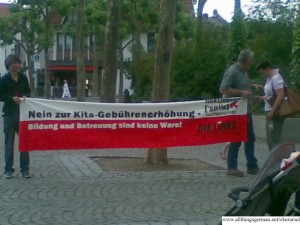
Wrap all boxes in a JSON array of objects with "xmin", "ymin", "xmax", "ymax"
[{"xmin": 0, "ymin": 54, "xmax": 31, "ymax": 179}]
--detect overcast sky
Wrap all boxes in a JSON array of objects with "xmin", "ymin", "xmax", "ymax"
[{"xmin": 203, "ymin": 0, "xmax": 252, "ymax": 22}]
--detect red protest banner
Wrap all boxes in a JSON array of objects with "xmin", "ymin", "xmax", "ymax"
[{"xmin": 19, "ymin": 98, "xmax": 248, "ymax": 151}]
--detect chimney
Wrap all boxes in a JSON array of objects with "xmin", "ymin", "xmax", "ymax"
[{"xmin": 213, "ymin": 9, "xmax": 218, "ymax": 16}]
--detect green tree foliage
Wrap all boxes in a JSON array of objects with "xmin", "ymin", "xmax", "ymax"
[
  {"xmin": 121, "ymin": 0, "xmax": 159, "ymax": 51},
  {"xmin": 145, "ymin": 0, "xmax": 177, "ymax": 165},
  {"xmin": 229, "ymin": 0, "xmax": 246, "ymax": 62},
  {"xmin": 243, "ymin": 0, "xmax": 297, "ymax": 113},
  {"xmin": 1, "ymin": 0, "xmax": 296, "ymax": 105},
  {"xmin": 129, "ymin": 52, "xmax": 154, "ymax": 102},
  {"xmin": 120, "ymin": 0, "xmax": 159, "ymax": 102},
  {"xmin": 128, "ymin": 1, "xmax": 229, "ymax": 101},
  {"xmin": 249, "ymin": 0, "xmax": 298, "ymax": 22},
  {"xmin": 246, "ymin": 0, "xmax": 295, "ymax": 83},
  {"xmin": 101, "ymin": 0, "xmax": 120, "ymax": 103},
  {"xmin": 3, "ymin": 0, "xmax": 73, "ymax": 97},
  {"xmin": 291, "ymin": 7, "xmax": 300, "ymax": 92},
  {"xmin": 39, "ymin": 0, "xmax": 72, "ymax": 98},
  {"xmin": 171, "ymin": 22, "xmax": 228, "ymax": 100},
  {"xmin": 0, "ymin": 3, "xmax": 50, "ymax": 95},
  {"xmin": 128, "ymin": 0, "xmax": 199, "ymax": 102},
  {"xmin": 247, "ymin": 20, "xmax": 293, "ymax": 80},
  {"xmin": 118, "ymin": 0, "xmax": 159, "ymax": 102},
  {"xmin": 174, "ymin": 0, "xmax": 196, "ymax": 41},
  {"xmin": 76, "ymin": 0, "xmax": 86, "ymax": 101}
]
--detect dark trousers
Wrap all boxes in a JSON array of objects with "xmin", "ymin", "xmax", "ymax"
[
  {"xmin": 266, "ymin": 114, "xmax": 285, "ymax": 151},
  {"xmin": 295, "ymin": 191, "xmax": 300, "ymax": 209},
  {"xmin": 3, "ymin": 114, "xmax": 30, "ymax": 173},
  {"xmin": 227, "ymin": 114, "xmax": 258, "ymax": 170}
]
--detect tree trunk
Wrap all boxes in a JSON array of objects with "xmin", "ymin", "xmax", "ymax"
[
  {"xmin": 291, "ymin": 5, "xmax": 300, "ymax": 93},
  {"xmin": 21, "ymin": 19, "xmax": 36, "ymax": 97},
  {"xmin": 229, "ymin": 0, "xmax": 246, "ymax": 62},
  {"xmin": 92, "ymin": 35, "xmax": 100, "ymax": 98},
  {"xmin": 21, "ymin": 37, "xmax": 35, "ymax": 97},
  {"xmin": 44, "ymin": 47, "xmax": 50, "ymax": 98},
  {"xmin": 101, "ymin": 0, "xmax": 120, "ymax": 103},
  {"xmin": 43, "ymin": 8, "xmax": 51, "ymax": 99},
  {"xmin": 144, "ymin": 0, "xmax": 177, "ymax": 165},
  {"xmin": 27, "ymin": 55, "xmax": 35, "ymax": 96},
  {"xmin": 76, "ymin": 0, "xmax": 86, "ymax": 102},
  {"xmin": 118, "ymin": 42, "xmax": 124, "ymax": 102},
  {"xmin": 132, "ymin": 0, "xmax": 142, "ymax": 63},
  {"xmin": 197, "ymin": 0, "xmax": 207, "ymax": 26}
]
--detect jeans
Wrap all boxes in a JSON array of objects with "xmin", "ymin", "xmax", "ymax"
[
  {"xmin": 3, "ymin": 114, "xmax": 30, "ymax": 173},
  {"xmin": 266, "ymin": 113, "xmax": 285, "ymax": 151},
  {"xmin": 227, "ymin": 114, "xmax": 258, "ymax": 170}
]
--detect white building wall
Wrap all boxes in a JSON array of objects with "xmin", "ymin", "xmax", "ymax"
[
  {"xmin": 115, "ymin": 70, "xmax": 132, "ymax": 97},
  {"xmin": 122, "ymin": 33, "xmax": 148, "ymax": 62},
  {"xmin": 140, "ymin": 33, "xmax": 148, "ymax": 52},
  {"xmin": 0, "ymin": 46, "xmax": 12, "ymax": 76},
  {"xmin": 119, "ymin": 33, "xmax": 148, "ymax": 97},
  {"xmin": 0, "ymin": 34, "xmax": 24, "ymax": 77},
  {"xmin": 122, "ymin": 35, "xmax": 133, "ymax": 62}
]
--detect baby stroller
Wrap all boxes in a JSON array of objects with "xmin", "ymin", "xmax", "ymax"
[{"xmin": 217, "ymin": 142, "xmax": 300, "ymax": 225}]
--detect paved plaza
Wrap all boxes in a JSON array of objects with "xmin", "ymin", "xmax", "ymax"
[{"xmin": 0, "ymin": 103, "xmax": 298, "ymax": 225}]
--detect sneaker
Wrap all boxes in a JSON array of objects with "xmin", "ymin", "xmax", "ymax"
[
  {"xmin": 21, "ymin": 171, "xmax": 32, "ymax": 178},
  {"xmin": 227, "ymin": 169, "xmax": 244, "ymax": 177},
  {"xmin": 247, "ymin": 167, "xmax": 260, "ymax": 175},
  {"xmin": 5, "ymin": 171, "xmax": 13, "ymax": 179}
]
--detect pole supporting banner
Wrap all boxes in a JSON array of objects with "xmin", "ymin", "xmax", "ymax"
[{"xmin": 19, "ymin": 98, "xmax": 248, "ymax": 151}]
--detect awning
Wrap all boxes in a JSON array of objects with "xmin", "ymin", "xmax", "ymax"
[{"xmin": 49, "ymin": 65, "xmax": 94, "ymax": 71}]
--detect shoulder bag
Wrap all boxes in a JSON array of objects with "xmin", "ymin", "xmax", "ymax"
[{"xmin": 268, "ymin": 85, "xmax": 300, "ymax": 117}]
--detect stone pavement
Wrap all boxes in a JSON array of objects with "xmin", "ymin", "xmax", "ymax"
[{"xmin": 0, "ymin": 109, "xmax": 299, "ymax": 225}]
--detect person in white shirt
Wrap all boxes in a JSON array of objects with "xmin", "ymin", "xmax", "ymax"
[
  {"xmin": 62, "ymin": 80, "xmax": 71, "ymax": 99},
  {"xmin": 257, "ymin": 60, "xmax": 285, "ymax": 150}
]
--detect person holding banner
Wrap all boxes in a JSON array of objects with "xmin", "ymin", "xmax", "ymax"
[
  {"xmin": 0, "ymin": 54, "xmax": 32, "ymax": 179},
  {"xmin": 220, "ymin": 49, "xmax": 260, "ymax": 177}
]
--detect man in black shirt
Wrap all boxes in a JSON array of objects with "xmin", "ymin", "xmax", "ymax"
[{"xmin": 0, "ymin": 54, "xmax": 31, "ymax": 179}]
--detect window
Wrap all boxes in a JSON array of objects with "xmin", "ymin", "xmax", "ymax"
[
  {"xmin": 15, "ymin": 44, "xmax": 21, "ymax": 55},
  {"xmin": 147, "ymin": 32, "xmax": 155, "ymax": 53},
  {"xmin": 57, "ymin": 33, "xmax": 64, "ymax": 51},
  {"xmin": 89, "ymin": 35, "xmax": 94, "ymax": 48},
  {"xmin": 65, "ymin": 36, "xmax": 72, "ymax": 50}
]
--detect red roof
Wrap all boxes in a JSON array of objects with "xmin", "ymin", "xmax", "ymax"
[
  {"xmin": 49, "ymin": 65, "xmax": 94, "ymax": 72},
  {"xmin": 49, "ymin": 13, "xmax": 64, "ymax": 25},
  {"xmin": 0, "ymin": 3, "xmax": 10, "ymax": 16}
]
